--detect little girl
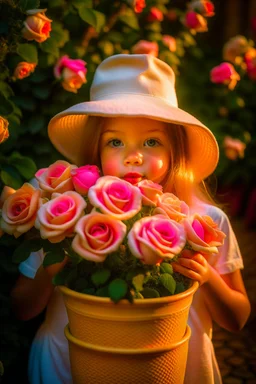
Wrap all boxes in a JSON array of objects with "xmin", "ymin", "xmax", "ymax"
[{"xmin": 11, "ymin": 54, "xmax": 251, "ymax": 384}]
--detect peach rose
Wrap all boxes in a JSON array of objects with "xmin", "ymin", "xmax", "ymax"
[
  {"xmin": 188, "ymin": 1, "xmax": 215, "ymax": 17},
  {"xmin": 88, "ymin": 176, "xmax": 142, "ymax": 220},
  {"xmin": 72, "ymin": 212, "xmax": 127, "ymax": 262},
  {"xmin": 35, "ymin": 160, "xmax": 77, "ymax": 196},
  {"xmin": 183, "ymin": 214, "xmax": 226, "ymax": 254},
  {"xmin": 0, "ymin": 186, "xmax": 16, "ymax": 208},
  {"xmin": 244, "ymin": 48, "xmax": 256, "ymax": 81},
  {"xmin": 54, "ymin": 55, "xmax": 87, "ymax": 93},
  {"xmin": 137, "ymin": 180, "xmax": 163, "ymax": 206},
  {"xmin": 223, "ymin": 136, "xmax": 246, "ymax": 160},
  {"xmin": 132, "ymin": 40, "xmax": 159, "ymax": 57},
  {"xmin": 162, "ymin": 35, "xmax": 177, "ymax": 52},
  {"xmin": 183, "ymin": 11, "xmax": 208, "ymax": 32},
  {"xmin": 0, "ymin": 116, "xmax": 9, "ymax": 144},
  {"xmin": 13, "ymin": 62, "xmax": 36, "ymax": 80},
  {"xmin": 22, "ymin": 9, "xmax": 52, "ymax": 43},
  {"xmin": 71, "ymin": 165, "xmax": 100, "ymax": 195},
  {"xmin": 210, "ymin": 62, "xmax": 240, "ymax": 90},
  {"xmin": 148, "ymin": 7, "xmax": 163, "ymax": 22},
  {"xmin": 35, "ymin": 191, "xmax": 86, "ymax": 243},
  {"xmin": 155, "ymin": 193, "xmax": 189, "ymax": 222},
  {"xmin": 223, "ymin": 35, "xmax": 249, "ymax": 63},
  {"xmin": 0, "ymin": 183, "xmax": 40, "ymax": 238},
  {"xmin": 128, "ymin": 215, "xmax": 186, "ymax": 265}
]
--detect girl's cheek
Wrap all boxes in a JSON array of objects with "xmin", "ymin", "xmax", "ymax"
[{"xmin": 101, "ymin": 157, "xmax": 120, "ymax": 176}]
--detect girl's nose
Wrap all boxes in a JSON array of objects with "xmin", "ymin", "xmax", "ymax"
[{"xmin": 124, "ymin": 152, "xmax": 143, "ymax": 165}]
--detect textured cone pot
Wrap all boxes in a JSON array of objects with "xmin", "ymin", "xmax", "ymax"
[
  {"xmin": 65, "ymin": 324, "xmax": 191, "ymax": 384},
  {"xmin": 59, "ymin": 280, "xmax": 199, "ymax": 348}
]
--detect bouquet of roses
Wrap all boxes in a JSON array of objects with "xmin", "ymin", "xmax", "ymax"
[{"xmin": 0, "ymin": 160, "xmax": 226, "ymax": 302}]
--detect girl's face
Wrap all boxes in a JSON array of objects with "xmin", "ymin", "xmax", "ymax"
[{"xmin": 99, "ymin": 117, "xmax": 171, "ymax": 185}]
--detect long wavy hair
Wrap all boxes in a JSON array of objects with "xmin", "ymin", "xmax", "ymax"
[{"xmin": 81, "ymin": 116, "xmax": 217, "ymax": 207}]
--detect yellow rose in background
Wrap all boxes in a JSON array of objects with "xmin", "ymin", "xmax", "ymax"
[
  {"xmin": 22, "ymin": 9, "xmax": 52, "ymax": 43},
  {"xmin": 0, "ymin": 116, "xmax": 9, "ymax": 144},
  {"xmin": 13, "ymin": 62, "xmax": 37, "ymax": 80}
]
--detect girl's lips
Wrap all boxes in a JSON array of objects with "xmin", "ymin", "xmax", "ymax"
[{"xmin": 123, "ymin": 173, "xmax": 143, "ymax": 185}]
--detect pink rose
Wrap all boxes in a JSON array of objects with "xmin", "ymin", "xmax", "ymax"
[
  {"xmin": 188, "ymin": 1, "xmax": 215, "ymax": 17},
  {"xmin": 128, "ymin": 215, "xmax": 187, "ymax": 265},
  {"xmin": 54, "ymin": 55, "xmax": 87, "ymax": 93},
  {"xmin": 183, "ymin": 214, "xmax": 226, "ymax": 254},
  {"xmin": 162, "ymin": 35, "xmax": 177, "ymax": 52},
  {"xmin": 35, "ymin": 160, "xmax": 77, "ymax": 196},
  {"xmin": 244, "ymin": 48, "xmax": 256, "ymax": 81},
  {"xmin": 0, "ymin": 183, "xmax": 40, "ymax": 238},
  {"xmin": 88, "ymin": 176, "xmax": 142, "ymax": 220},
  {"xmin": 210, "ymin": 62, "xmax": 240, "ymax": 90},
  {"xmin": 183, "ymin": 11, "xmax": 208, "ymax": 32},
  {"xmin": 35, "ymin": 191, "xmax": 86, "ymax": 243},
  {"xmin": 132, "ymin": 40, "xmax": 159, "ymax": 57},
  {"xmin": 137, "ymin": 180, "xmax": 163, "ymax": 206},
  {"xmin": 22, "ymin": 9, "xmax": 52, "ymax": 43},
  {"xmin": 71, "ymin": 165, "xmax": 100, "ymax": 195},
  {"xmin": 223, "ymin": 136, "xmax": 246, "ymax": 160},
  {"xmin": 72, "ymin": 212, "xmax": 126, "ymax": 262},
  {"xmin": 155, "ymin": 193, "xmax": 189, "ymax": 222},
  {"xmin": 223, "ymin": 35, "xmax": 249, "ymax": 63},
  {"xmin": 13, "ymin": 62, "xmax": 37, "ymax": 80},
  {"xmin": 147, "ymin": 7, "xmax": 164, "ymax": 22}
]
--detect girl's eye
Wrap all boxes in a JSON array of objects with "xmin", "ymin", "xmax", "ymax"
[
  {"xmin": 109, "ymin": 139, "xmax": 123, "ymax": 147},
  {"xmin": 144, "ymin": 139, "xmax": 160, "ymax": 147}
]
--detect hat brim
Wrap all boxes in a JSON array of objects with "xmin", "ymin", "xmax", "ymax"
[{"xmin": 48, "ymin": 94, "xmax": 219, "ymax": 182}]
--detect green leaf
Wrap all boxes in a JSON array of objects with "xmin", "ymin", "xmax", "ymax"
[
  {"xmin": 132, "ymin": 274, "xmax": 144, "ymax": 292},
  {"xmin": 52, "ymin": 268, "xmax": 74, "ymax": 286},
  {"xmin": 72, "ymin": 0, "xmax": 93, "ymax": 8},
  {"xmin": 141, "ymin": 288, "xmax": 160, "ymax": 298},
  {"xmin": 108, "ymin": 278, "xmax": 128, "ymax": 302},
  {"xmin": 18, "ymin": 0, "xmax": 40, "ymax": 11},
  {"xmin": 159, "ymin": 273, "xmax": 176, "ymax": 294},
  {"xmin": 12, "ymin": 239, "xmax": 43, "ymax": 263},
  {"xmin": 0, "ymin": 166, "xmax": 23, "ymax": 189},
  {"xmin": 17, "ymin": 44, "xmax": 38, "ymax": 63},
  {"xmin": 95, "ymin": 286, "xmax": 110, "ymax": 297},
  {"xmin": 160, "ymin": 263, "xmax": 173, "ymax": 275},
  {"xmin": 175, "ymin": 281, "xmax": 185, "ymax": 294},
  {"xmin": 50, "ymin": 23, "xmax": 70, "ymax": 48},
  {"xmin": 40, "ymin": 39, "xmax": 59, "ymax": 57},
  {"xmin": 9, "ymin": 153, "xmax": 37, "ymax": 180},
  {"xmin": 91, "ymin": 268, "xmax": 111, "ymax": 287},
  {"xmin": 77, "ymin": 8, "xmax": 106, "ymax": 32},
  {"xmin": 0, "ymin": 93, "xmax": 14, "ymax": 115},
  {"xmin": 119, "ymin": 14, "xmax": 139, "ymax": 30},
  {"xmin": 43, "ymin": 249, "xmax": 65, "ymax": 267}
]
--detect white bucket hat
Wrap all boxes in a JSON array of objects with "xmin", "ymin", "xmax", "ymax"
[{"xmin": 48, "ymin": 54, "xmax": 219, "ymax": 182}]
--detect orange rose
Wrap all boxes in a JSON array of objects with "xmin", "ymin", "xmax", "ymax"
[
  {"xmin": 0, "ymin": 116, "xmax": 9, "ymax": 144},
  {"xmin": 223, "ymin": 136, "xmax": 246, "ymax": 160},
  {"xmin": 22, "ymin": 9, "xmax": 52, "ymax": 43},
  {"xmin": 162, "ymin": 35, "xmax": 177, "ymax": 52},
  {"xmin": 13, "ymin": 62, "xmax": 36, "ymax": 80},
  {"xmin": 0, "ymin": 183, "xmax": 40, "ymax": 238}
]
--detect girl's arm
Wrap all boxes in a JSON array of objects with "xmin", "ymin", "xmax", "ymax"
[
  {"xmin": 173, "ymin": 251, "xmax": 251, "ymax": 332},
  {"xmin": 11, "ymin": 257, "xmax": 68, "ymax": 321}
]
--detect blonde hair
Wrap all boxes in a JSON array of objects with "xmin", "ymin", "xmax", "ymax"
[{"xmin": 82, "ymin": 116, "xmax": 217, "ymax": 207}]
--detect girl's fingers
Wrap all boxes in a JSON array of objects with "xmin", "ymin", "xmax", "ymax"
[{"xmin": 172, "ymin": 262, "xmax": 200, "ymax": 280}]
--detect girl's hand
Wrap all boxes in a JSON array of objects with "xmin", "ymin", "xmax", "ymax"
[{"xmin": 172, "ymin": 250, "xmax": 211, "ymax": 286}]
